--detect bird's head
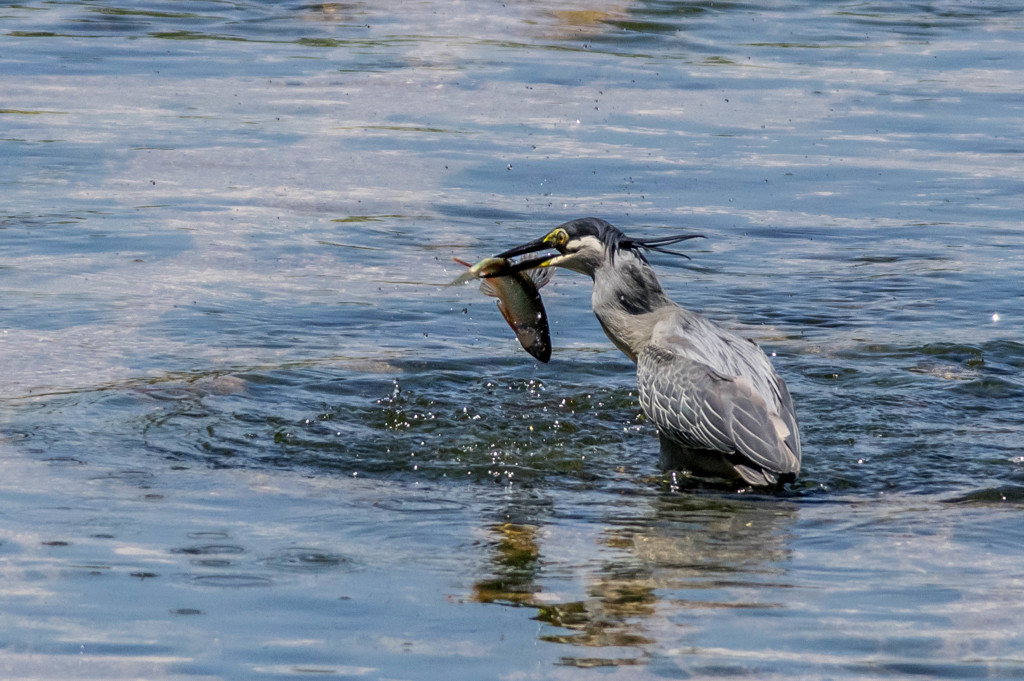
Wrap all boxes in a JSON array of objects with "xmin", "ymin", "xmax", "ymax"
[{"xmin": 497, "ymin": 218, "xmax": 703, "ymax": 278}]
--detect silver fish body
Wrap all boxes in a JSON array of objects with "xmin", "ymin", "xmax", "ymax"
[{"xmin": 450, "ymin": 257, "xmax": 554, "ymax": 362}]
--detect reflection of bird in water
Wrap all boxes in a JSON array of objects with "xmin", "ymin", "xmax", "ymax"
[
  {"xmin": 472, "ymin": 523, "xmax": 542, "ymax": 607},
  {"xmin": 497, "ymin": 218, "xmax": 801, "ymax": 486},
  {"xmin": 469, "ymin": 494, "xmax": 797, "ymax": 667}
]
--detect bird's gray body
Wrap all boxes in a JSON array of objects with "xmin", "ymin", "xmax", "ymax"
[
  {"xmin": 591, "ymin": 248, "xmax": 800, "ymax": 486},
  {"xmin": 498, "ymin": 217, "xmax": 801, "ymax": 486}
]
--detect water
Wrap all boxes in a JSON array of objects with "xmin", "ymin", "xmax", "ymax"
[{"xmin": 2, "ymin": 0, "xmax": 1023, "ymax": 678}]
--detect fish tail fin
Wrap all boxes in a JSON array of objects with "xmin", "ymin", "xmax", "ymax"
[{"xmin": 447, "ymin": 257, "xmax": 477, "ymax": 287}]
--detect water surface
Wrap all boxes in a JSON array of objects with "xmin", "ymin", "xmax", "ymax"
[{"xmin": 2, "ymin": 0, "xmax": 1024, "ymax": 678}]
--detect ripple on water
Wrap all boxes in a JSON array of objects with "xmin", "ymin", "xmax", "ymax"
[
  {"xmin": 789, "ymin": 336, "xmax": 1024, "ymax": 494},
  {"xmin": 44, "ymin": 455, "xmax": 86, "ymax": 466},
  {"xmin": 946, "ymin": 485, "xmax": 1024, "ymax": 506},
  {"xmin": 373, "ymin": 497, "xmax": 468, "ymax": 513},
  {"xmin": 190, "ymin": 574, "xmax": 275, "ymax": 588},
  {"xmin": 134, "ymin": 359, "xmax": 652, "ymax": 490},
  {"xmin": 88, "ymin": 469, "xmax": 155, "ymax": 485},
  {"xmin": 186, "ymin": 531, "xmax": 231, "ymax": 539},
  {"xmin": 259, "ymin": 547, "xmax": 355, "ymax": 572},
  {"xmin": 191, "ymin": 558, "xmax": 234, "ymax": 568},
  {"xmin": 170, "ymin": 544, "xmax": 246, "ymax": 556}
]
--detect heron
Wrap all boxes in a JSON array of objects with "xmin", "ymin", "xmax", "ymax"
[{"xmin": 497, "ymin": 217, "xmax": 801, "ymax": 487}]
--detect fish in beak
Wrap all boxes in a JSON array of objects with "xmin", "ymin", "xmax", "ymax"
[{"xmin": 449, "ymin": 256, "xmax": 554, "ymax": 362}]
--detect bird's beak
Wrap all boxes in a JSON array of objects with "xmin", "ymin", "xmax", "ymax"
[
  {"xmin": 496, "ymin": 234, "xmax": 553, "ymax": 260},
  {"xmin": 495, "ymin": 232, "xmax": 562, "ymax": 272}
]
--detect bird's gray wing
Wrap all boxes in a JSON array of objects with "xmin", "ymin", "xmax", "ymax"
[
  {"xmin": 772, "ymin": 371, "xmax": 801, "ymax": 466},
  {"xmin": 637, "ymin": 343, "xmax": 800, "ymax": 477}
]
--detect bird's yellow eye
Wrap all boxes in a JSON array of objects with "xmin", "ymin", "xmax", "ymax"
[{"xmin": 545, "ymin": 228, "xmax": 569, "ymax": 247}]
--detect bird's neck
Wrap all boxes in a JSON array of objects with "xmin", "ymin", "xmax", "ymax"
[{"xmin": 590, "ymin": 254, "xmax": 675, "ymax": 362}]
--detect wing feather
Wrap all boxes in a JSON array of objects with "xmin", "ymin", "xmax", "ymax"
[{"xmin": 637, "ymin": 343, "xmax": 800, "ymax": 479}]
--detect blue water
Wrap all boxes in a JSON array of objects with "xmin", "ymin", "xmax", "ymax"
[{"xmin": 2, "ymin": 1, "xmax": 1024, "ymax": 678}]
